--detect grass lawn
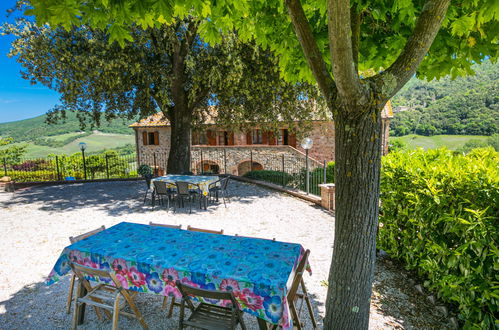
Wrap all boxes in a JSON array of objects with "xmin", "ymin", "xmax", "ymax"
[
  {"xmin": 46, "ymin": 132, "xmax": 86, "ymax": 141},
  {"xmin": 1, "ymin": 132, "xmax": 134, "ymax": 158},
  {"xmin": 391, "ymin": 134, "xmax": 489, "ymax": 150}
]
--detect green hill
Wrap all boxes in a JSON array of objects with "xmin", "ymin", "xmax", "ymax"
[
  {"xmin": 0, "ymin": 112, "xmax": 136, "ymax": 158},
  {"xmin": 0, "ymin": 112, "xmax": 135, "ymax": 142},
  {"xmin": 391, "ymin": 60, "xmax": 498, "ymax": 136}
]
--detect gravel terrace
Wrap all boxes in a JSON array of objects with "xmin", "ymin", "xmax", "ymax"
[{"xmin": 0, "ymin": 180, "xmax": 451, "ymax": 329}]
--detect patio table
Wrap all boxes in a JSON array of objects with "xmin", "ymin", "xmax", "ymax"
[
  {"xmin": 151, "ymin": 174, "xmax": 219, "ymax": 195},
  {"xmin": 46, "ymin": 222, "xmax": 311, "ymax": 329}
]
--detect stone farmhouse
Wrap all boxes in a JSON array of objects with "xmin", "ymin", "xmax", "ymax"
[{"xmin": 130, "ymin": 102, "xmax": 393, "ymax": 176}]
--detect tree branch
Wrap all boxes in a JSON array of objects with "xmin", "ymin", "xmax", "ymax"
[
  {"xmin": 350, "ymin": 6, "xmax": 361, "ymax": 72},
  {"xmin": 327, "ymin": 0, "xmax": 366, "ymax": 103},
  {"xmin": 284, "ymin": 0, "xmax": 336, "ymax": 108},
  {"xmin": 190, "ymin": 87, "xmax": 210, "ymax": 111},
  {"xmin": 376, "ymin": 0, "xmax": 451, "ymax": 99}
]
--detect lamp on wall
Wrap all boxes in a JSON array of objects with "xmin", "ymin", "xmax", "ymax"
[
  {"xmin": 79, "ymin": 142, "xmax": 87, "ymax": 180},
  {"xmin": 301, "ymin": 137, "xmax": 313, "ymax": 194}
]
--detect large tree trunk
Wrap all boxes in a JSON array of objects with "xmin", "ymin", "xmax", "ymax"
[
  {"xmin": 324, "ymin": 104, "xmax": 382, "ymax": 329},
  {"xmin": 167, "ymin": 105, "xmax": 192, "ymax": 174}
]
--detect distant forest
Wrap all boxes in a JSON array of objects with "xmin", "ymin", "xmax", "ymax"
[
  {"xmin": 0, "ymin": 112, "xmax": 135, "ymax": 143},
  {"xmin": 391, "ymin": 60, "xmax": 498, "ymax": 136}
]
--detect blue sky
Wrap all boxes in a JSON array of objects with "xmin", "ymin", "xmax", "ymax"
[{"xmin": 0, "ymin": 1, "xmax": 60, "ymax": 123}]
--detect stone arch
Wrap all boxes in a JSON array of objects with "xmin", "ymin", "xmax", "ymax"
[
  {"xmin": 196, "ymin": 160, "xmax": 220, "ymax": 174},
  {"xmin": 237, "ymin": 160, "xmax": 263, "ymax": 176}
]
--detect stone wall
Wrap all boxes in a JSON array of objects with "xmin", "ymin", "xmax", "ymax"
[
  {"xmin": 133, "ymin": 119, "xmax": 390, "ymax": 173},
  {"xmin": 296, "ymin": 121, "xmax": 335, "ymax": 162},
  {"xmin": 191, "ymin": 145, "xmax": 322, "ymax": 175},
  {"xmin": 135, "ymin": 127, "xmax": 171, "ymax": 173}
]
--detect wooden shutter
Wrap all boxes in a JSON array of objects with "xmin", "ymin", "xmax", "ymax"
[
  {"xmin": 207, "ymin": 130, "xmax": 216, "ymax": 145},
  {"xmin": 142, "ymin": 132, "xmax": 148, "ymax": 145},
  {"xmin": 228, "ymin": 132, "xmax": 235, "ymax": 145},
  {"xmin": 153, "ymin": 132, "xmax": 159, "ymax": 145},
  {"xmin": 268, "ymin": 132, "xmax": 276, "ymax": 145},
  {"xmin": 289, "ymin": 133, "xmax": 297, "ymax": 148},
  {"xmin": 262, "ymin": 131, "xmax": 268, "ymax": 144},
  {"xmin": 192, "ymin": 131, "xmax": 198, "ymax": 145},
  {"xmin": 246, "ymin": 132, "xmax": 253, "ymax": 145}
]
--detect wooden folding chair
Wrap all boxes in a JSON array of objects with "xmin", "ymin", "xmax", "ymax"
[
  {"xmin": 70, "ymin": 263, "xmax": 148, "ymax": 330},
  {"xmin": 66, "ymin": 226, "xmax": 106, "ymax": 314},
  {"xmin": 162, "ymin": 225, "xmax": 224, "ymax": 318},
  {"xmin": 176, "ymin": 280, "xmax": 247, "ymax": 330},
  {"xmin": 148, "ymin": 222, "xmax": 182, "ymax": 229},
  {"xmin": 187, "ymin": 225, "xmax": 224, "ymax": 235},
  {"xmin": 271, "ymin": 249, "xmax": 316, "ymax": 330}
]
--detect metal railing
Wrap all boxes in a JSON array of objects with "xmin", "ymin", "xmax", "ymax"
[{"xmin": 3, "ymin": 148, "xmax": 334, "ymax": 196}]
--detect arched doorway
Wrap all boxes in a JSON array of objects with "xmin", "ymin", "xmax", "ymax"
[{"xmin": 237, "ymin": 161, "xmax": 263, "ymax": 176}]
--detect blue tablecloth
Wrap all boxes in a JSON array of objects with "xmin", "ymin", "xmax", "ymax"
[{"xmin": 47, "ymin": 222, "xmax": 309, "ymax": 328}]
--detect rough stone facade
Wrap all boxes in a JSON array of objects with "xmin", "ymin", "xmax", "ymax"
[
  {"xmin": 130, "ymin": 103, "xmax": 392, "ymax": 174},
  {"xmin": 191, "ymin": 145, "xmax": 322, "ymax": 176},
  {"xmin": 134, "ymin": 127, "xmax": 171, "ymax": 176},
  {"xmin": 295, "ymin": 122, "xmax": 335, "ymax": 162}
]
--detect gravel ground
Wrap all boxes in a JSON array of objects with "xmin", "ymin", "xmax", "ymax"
[{"xmin": 0, "ymin": 180, "xmax": 451, "ymax": 329}]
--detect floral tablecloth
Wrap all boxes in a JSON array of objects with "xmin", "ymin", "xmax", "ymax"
[
  {"xmin": 151, "ymin": 174, "xmax": 219, "ymax": 195},
  {"xmin": 47, "ymin": 222, "xmax": 310, "ymax": 328}
]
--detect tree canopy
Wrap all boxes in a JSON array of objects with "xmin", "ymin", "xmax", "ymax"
[
  {"xmin": 26, "ymin": 0, "xmax": 498, "ymax": 85},
  {"xmin": 4, "ymin": 15, "xmax": 322, "ymax": 172}
]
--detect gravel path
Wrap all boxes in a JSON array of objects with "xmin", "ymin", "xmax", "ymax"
[{"xmin": 0, "ymin": 180, "xmax": 451, "ymax": 329}]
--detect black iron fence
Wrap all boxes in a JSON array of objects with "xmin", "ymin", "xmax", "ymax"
[
  {"xmin": 188, "ymin": 148, "xmax": 334, "ymax": 196},
  {"xmin": 2, "ymin": 153, "xmax": 138, "ymax": 182},
  {"xmin": 3, "ymin": 148, "xmax": 334, "ymax": 196}
]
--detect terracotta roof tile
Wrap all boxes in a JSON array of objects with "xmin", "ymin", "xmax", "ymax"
[{"xmin": 129, "ymin": 101, "xmax": 393, "ymax": 128}]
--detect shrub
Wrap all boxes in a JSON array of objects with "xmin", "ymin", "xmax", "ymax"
[
  {"xmin": 138, "ymin": 164, "xmax": 153, "ymax": 177},
  {"xmin": 487, "ymin": 133, "xmax": 499, "ymax": 151},
  {"xmin": 388, "ymin": 139, "xmax": 407, "ymax": 152},
  {"xmin": 379, "ymin": 147, "xmax": 499, "ymax": 328},
  {"xmin": 7, "ymin": 170, "xmax": 59, "ymax": 182},
  {"xmin": 243, "ymin": 170, "xmax": 294, "ymax": 186},
  {"xmin": 456, "ymin": 139, "xmax": 490, "ymax": 154}
]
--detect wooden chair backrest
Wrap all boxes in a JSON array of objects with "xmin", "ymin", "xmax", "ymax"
[
  {"xmin": 153, "ymin": 180, "xmax": 169, "ymax": 194},
  {"xmin": 149, "ymin": 222, "xmax": 182, "ymax": 229},
  {"xmin": 288, "ymin": 249, "xmax": 310, "ymax": 301},
  {"xmin": 70, "ymin": 263, "xmax": 120, "ymax": 292},
  {"xmin": 176, "ymin": 280, "xmax": 238, "ymax": 306},
  {"xmin": 175, "ymin": 181, "xmax": 191, "ymax": 195},
  {"xmin": 235, "ymin": 234, "xmax": 276, "ymax": 241},
  {"xmin": 187, "ymin": 225, "xmax": 224, "ymax": 235},
  {"xmin": 69, "ymin": 226, "xmax": 106, "ymax": 244}
]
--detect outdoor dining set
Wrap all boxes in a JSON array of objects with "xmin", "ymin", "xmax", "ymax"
[
  {"xmin": 143, "ymin": 174, "xmax": 231, "ymax": 213},
  {"xmin": 47, "ymin": 222, "xmax": 317, "ymax": 330}
]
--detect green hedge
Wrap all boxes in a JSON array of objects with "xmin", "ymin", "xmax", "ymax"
[
  {"xmin": 6, "ymin": 170, "xmax": 59, "ymax": 182},
  {"xmin": 243, "ymin": 170, "xmax": 294, "ymax": 186},
  {"xmin": 379, "ymin": 147, "xmax": 499, "ymax": 328}
]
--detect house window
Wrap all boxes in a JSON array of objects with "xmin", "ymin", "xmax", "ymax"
[
  {"xmin": 217, "ymin": 131, "xmax": 229, "ymax": 146},
  {"xmin": 277, "ymin": 129, "xmax": 289, "ymax": 145},
  {"xmin": 252, "ymin": 129, "xmax": 263, "ymax": 144},
  {"xmin": 143, "ymin": 131, "xmax": 159, "ymax": 145},
  {"xmin": 192, "ymin": 131, "xmax": 208, "ymax": 145}
]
